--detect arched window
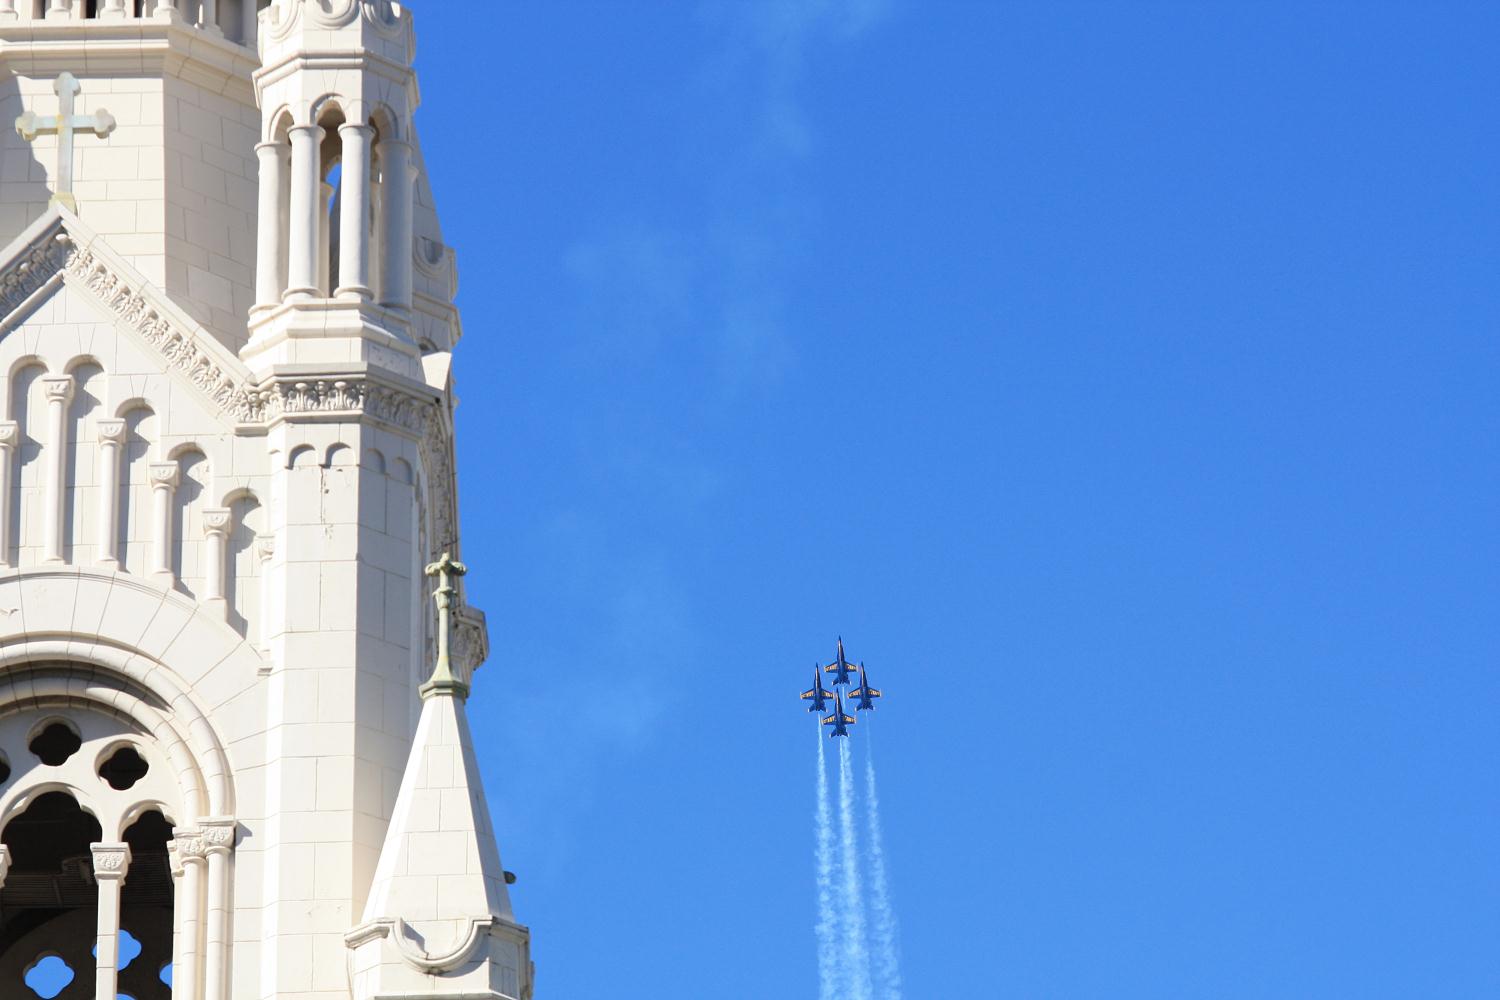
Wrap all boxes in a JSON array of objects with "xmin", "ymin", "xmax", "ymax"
[
  {"xmin": 61, "ymin": 362, "xmax": 103, "ymax": 565},
  {"xmin": 117, "ymin": 406, "xmax": 157, "ymax": 576},
  {"xmin": 170, "ymin": 449, "xmax": 209, "ymax": 598},
  {"xmin": 8, "ymin": 363, "xmax": 46, "ymax": 568},
  {"xmin": 0, "ymin": 704, "xmax": 183, "ymax": 1000}
]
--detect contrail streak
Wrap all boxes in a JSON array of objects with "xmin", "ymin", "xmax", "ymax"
[
  {"xmin": 814, "ymin": 731, "xmax": 839, "ymax": 1000},
  {"xmin": 864, "ymin": 744, "xmax": 904, "ymax": 1000},
  {"xmin": 838, "ymin": 739, "xmax": 873, "ymax": 1000}
]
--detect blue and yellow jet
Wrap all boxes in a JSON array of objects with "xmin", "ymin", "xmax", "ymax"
[
  {"xmin": 849, "ymin": 663, "xmax": 882, "ymax": 711},
  {"xmin": 822, "ymin": 689, "xmax": 857, "ymax": 738},
  {"xmin": 800, "ymin": 664, "xmax": 832, "ymax": 713},
  {"xmin": 822, "ymin": 637, "xmax": 860, "ymax": 687}
]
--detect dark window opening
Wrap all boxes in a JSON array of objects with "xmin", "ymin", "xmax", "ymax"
[{"xmin": 29, "ymin": 723, "xmax": 82, "ymax": 767}]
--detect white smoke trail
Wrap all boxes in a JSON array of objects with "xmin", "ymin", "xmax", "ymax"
[
  {"xmin": 837, "ymin": 739, "xmax": 873, "ymax": 1000},
  {"xmin": 814, "ymin": 731, "xmax": 839, "ymax": 1000},
  {"xmin": 863, "ymin": 741, "xmax": 904, "ymax": 1000}
]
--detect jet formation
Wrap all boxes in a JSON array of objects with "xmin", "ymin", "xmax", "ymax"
[{"xmin": 800, "ymin": 637, "xmax": 882, "ymax": 737}]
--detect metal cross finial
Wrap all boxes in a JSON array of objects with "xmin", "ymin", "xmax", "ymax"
[
  {"xmin": 421, "ymin": 551, "xmax": 469, "ymax": 700},
  {"xmin": 15, "ymin": 72, "xmax": 117, "ymax": 212}
]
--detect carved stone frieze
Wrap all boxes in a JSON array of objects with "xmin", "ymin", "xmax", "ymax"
[
  {"xmin": 0, "ymin": 231, "xmax": 69, "ymax": 317},
  {"xmin": 60, "ymin": 234, "xmax": 268, "ymax": 423}
]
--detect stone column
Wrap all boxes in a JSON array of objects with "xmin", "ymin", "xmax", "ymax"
[
  {"xmin": 285, "ymin": 123, "xmax": 325, "ymax": 300},
  {"xmin": 44, "ymin": 0, "xmax": 69, "ymax": 20},
  {"xmin": 202, "ymin": 507, "xmax": 231, "ymax": 620},
  {"xmin": 91, "ymin": 842, "xmax": 131, "ymax": 1000},
  {"xmin": 199, "ymin": 0, "xmax": 218, "ymax": 33},
  {"xmin": 148, "ymin": 461, "xmax": 178, "ymax": 582},
  {"xmin": 336, "ymin": 123, "xmax": 375, "ymax": 300},
  {"xmin": 0, "ymin": 421, "xmax": 17, "ymax": 567},
  {"xmin": 95, "ymin": 418, "xmax": 125, "ymax": 567},
  {"xmin": 40, "ymin": 375, "xmax": 72, "ymax": 563},
  {"xmin": 99, "ymin": 0, "xmax": 127, "ymax": 20},
  {"xmin": 0, "ymin": 4, "xmax": 17, "ymax": 26},
  {"xmin": 200, "ymin": 818, "xmax": 235, "ymax": 1000},
  {"xmin": 379, "ymin": 140, "xmax": 415, "ymax": 313},
  {"xmin": 171, "ymin": 832, "xmax": 205, "ymax": 1000},
  {"xmin": 154, "ymin": 0, "xmax": 179, "ymax": 23},
  {"xmin": 241, "ymin": 0, "xmax": 258, "ymax": 47},
  {"xmin": 253, "ymin": 140, "xmax": 288, "ymax": 311}
]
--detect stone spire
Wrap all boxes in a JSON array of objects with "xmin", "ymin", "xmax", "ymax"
[{"xmin": 346, "ymin": 556, "xmax": 533, "ymax": 1000}]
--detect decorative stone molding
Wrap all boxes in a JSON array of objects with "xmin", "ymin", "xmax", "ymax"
[
  {"xmin": 96, "ymin": 417, "xmax": 126, "ymax": 444},
  {"xmin": 148, "ymin": 462, "xmax": 180, "ymax": 489},
  {"xmin": 61, "ymin": 234, "xmax": 267, "ymax": 422},
  {"xmin": 261, "ymin": 376, "xmax": 423, "ymax": 431},
  {"xmin": 346, "ymin": 916, "xmax": 528, "ymax": 976},
  {"xmin": 0, "ymin": 421, "xmax": 17, "ymax": 450},
  {"xmin": 0, "ymin": 844, "xmax": 10, "ymax": 889},
  {"xmin": 199, "ymin": 816, "xmax": 237, "ymax": 855},
  {"xmin": 202, "ymin": 507, "xmax": 232, "ymax": 538},
  {"xmin": 263, "ymin": 0, "xmax": 407, "ymax": 39},
  {"xmin": 171, "ymin": 829, "xmax": 208, "ymax": 864},
  {"xmin": 40, "ymin": 374, "xmax": 73, "ymax": 403},
  {"xmin": 0, "ymin": 231, "xmax": 69, "ymax": 318},
  {"xmin": 91, "ymin": 842, "xmax": 132, "ymax": 881}
]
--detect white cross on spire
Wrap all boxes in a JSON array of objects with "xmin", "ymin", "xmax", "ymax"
[{"xmin": 15, "ymin": 72, "xmax": 117, "ymax": 212}]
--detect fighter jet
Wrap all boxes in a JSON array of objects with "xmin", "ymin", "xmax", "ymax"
[
  {"xmin": 822, "ymin": 637, "xmax": 860, "ymax": 687},
  {"xmin": 849, "ymin": 663, "xmax": 882, "ymax": 711},
  {"xmin": 800, "ymin": 664, "xmax": 832, "ymax": 713},
  {"xmin": 822, "ymin": 689, "xmax": 857, "ymax": 738}
]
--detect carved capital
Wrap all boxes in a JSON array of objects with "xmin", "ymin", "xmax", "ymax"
[
  {"xmin": 0, "ymin": 844, "xmax": 10, "ymax": 889},
  {"xmin": 199, "ymin": 816, "xmax": 237, "ymax": 855},
  {"xmin": 170, "ymin": 828, "xmax": 207, "ymax": 866},
  {"xmin": 255, "ymin": 536, "xmax": 275, "ymax": 563},
  {"xmin": 96, "ymin": 418, "xmax": 126, "ymax": 445},
  {"xmin": 41, "ymin": 374, "xmax": 73, "ymax": 404},
  {"xmin": 0, "ymin": 421, "xmax": 17, "ymax": 450},
  {"xmin": 91, "ymin": 842, "xmax": 132, "ymax": 881},
  {"xmin": 148, "ymin": 461, "xmax": 179, "ymax": 490},
  {"xmin": 202, "ymin": 507, "xmax": 232, "ymax": 538}
]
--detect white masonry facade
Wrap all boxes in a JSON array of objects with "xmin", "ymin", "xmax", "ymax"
[{"xmin": 0, "ymin": 3, "xmax": 532, "ymax": 1000}]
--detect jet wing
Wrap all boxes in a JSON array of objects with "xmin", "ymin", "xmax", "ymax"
[
  {"xmin": 840, "ymin": 714, "xmax": 856, "ymax": 725},
  {"xmin": 851, "ymin": 686, "xmax": 881, "ymax": 700}
]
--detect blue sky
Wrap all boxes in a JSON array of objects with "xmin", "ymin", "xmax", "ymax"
[{"xmin": 414, "ymin": 3, "xmax": 1499, "ymax": 997}]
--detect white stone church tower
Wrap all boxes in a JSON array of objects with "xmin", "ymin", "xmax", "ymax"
[{"xmin": 0, "ymin": 2, "xmax": 533, "ymax": 999}]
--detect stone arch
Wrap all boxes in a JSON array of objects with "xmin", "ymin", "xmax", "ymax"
[{"xmin": 0, "ymin": 571, "xmax": 254, "ymax": 819}]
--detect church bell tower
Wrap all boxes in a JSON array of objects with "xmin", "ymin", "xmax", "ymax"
[{"xmin": 0, "ymin": 3, "xmax": 532, "ymax": 999}]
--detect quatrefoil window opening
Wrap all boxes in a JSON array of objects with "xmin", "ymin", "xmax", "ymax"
[
  {"xmin": 22, "ymin": 954, "xmax": 74, "ymax": 999},
  {"xmin": 28, "ymin": 720, "xmax": 83, "ymax": 767},
  {"xmin": 98, "ymin": 744, "xmax": 150, "ymax": 791}
]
